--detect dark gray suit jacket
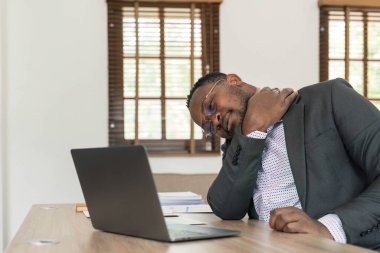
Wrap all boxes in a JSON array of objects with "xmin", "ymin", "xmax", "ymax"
[{"xmin": 207, "ymin": 78, "xmax": 380, "ymax": 249}]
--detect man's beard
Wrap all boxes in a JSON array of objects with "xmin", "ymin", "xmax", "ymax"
[
  {"xmin": 225, "ymin": 86, "xmax": 251, "ymax": 138},
  {"xmin": 239, "ymin": 94, "xmax": 250, "ymax": 124}
]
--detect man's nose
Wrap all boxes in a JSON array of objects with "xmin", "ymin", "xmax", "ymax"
[{"xmin": 211, "ymin": 112, "xmax": 222, "ymax": 130}]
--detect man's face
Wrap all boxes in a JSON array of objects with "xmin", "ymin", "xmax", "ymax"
[{"xmin": 189, "ymin": 80, "xmax": 250, "ymax": 139}]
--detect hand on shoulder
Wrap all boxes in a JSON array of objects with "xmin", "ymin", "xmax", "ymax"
[{"xmin": 242, "ymin": 87, "xmax": 298, "ymax": 135}]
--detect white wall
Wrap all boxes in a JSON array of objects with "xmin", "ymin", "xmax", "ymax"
[
  {"xmin": 1, "ymin": 0, "xmax": 320, "ymax": 247},
  {"xmin": 4, "ymin": 0, "xmax": 108, "ymax": 244},
  {"xmin": 220, "ymin": 0, "xmax": 319, "ymax": 87},
  {"xmin": 1, "ymin": 0, "xmax": 6, "ymax": 249}
]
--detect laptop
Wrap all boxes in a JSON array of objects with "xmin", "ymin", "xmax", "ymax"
[{"xmin": 71, "ymin": 145, "xmax": 240, "ymax": 242}]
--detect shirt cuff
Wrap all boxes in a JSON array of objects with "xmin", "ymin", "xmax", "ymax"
[
  {"xmin": 318, "ymin": 214, "xmax": 347, "ymax": 244},
  {"xmin": 246, "ymin": 131, "xmax": 267, "ymax": 139}
]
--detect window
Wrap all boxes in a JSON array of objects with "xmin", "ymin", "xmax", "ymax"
[
  {"xmin": 107, "ymin": 0, "xmax": 221, "ymax": 155},
  {"xmin": 320, "ymin": 0, "xmax": 380, "ymax": 109}
]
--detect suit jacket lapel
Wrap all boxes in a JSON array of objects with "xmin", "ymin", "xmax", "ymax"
[{"xmin": 283, "ymin": 102, "xmax": 307, "ymax": 211}]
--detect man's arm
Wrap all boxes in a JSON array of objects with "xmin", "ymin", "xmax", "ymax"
[
  {"xmin": 330, "ymin": 78, "xmax": 380, "ymax": 248},
  {"xmin": 208, "ymin": 87, "xmax": 298, "ymax": 220},
  {"xmin": 207, "ymin": 131, "xmax": 266, "ymax": 219},
  {"xmin": 269, "ymin": 79, "xmax": 380, "ymax": 248}
]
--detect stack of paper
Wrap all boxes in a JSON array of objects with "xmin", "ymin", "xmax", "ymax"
[{"xmin": 158, "ymin": 191, "xmax": 204, "ymax": 206}]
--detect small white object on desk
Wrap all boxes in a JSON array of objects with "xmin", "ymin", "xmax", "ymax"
[{"xmin": 83, "ymin": 210, "xmax": 90, "ymax": 218}]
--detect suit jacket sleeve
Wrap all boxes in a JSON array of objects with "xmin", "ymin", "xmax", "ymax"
[
  {"xmin": 331, "ymin": 78, "xmax": 380, "ymax": 248},
  {"xmin": 207, "ymin": 128, "xmax": 266, "ymax": 220}
]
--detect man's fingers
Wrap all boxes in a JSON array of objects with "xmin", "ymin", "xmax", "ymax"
[
  {"xmin": 261, "ymin": 86, "xmax": 272, "ymax": 92},
  {"xmin": 269, "ymin": 207, "xmax": 320, "ymax": 235},
  {"xmin": 269, "ymin": 207, "xmax": 293, "ymax": 228},
  {"xmin": 279, "ymin": 88, "xmax": 294, "ymax": 98},
  {"xmin": 274, "ymin": 211, "xmax": 300, "ymax": 231},
  {"xmin": 260, "ymin": 87, "xmax": 295, "ymax": 98},
  {"xmin": 282, "ymin": 90, "xmax": 298, "ymax": 108},
  {"xmin": 269, "ymin": 208, "xmax": 280, "ymax": 228},
  {"xmin": 283, "ymin": 222, "xmax": 302, "ymax": 233},
  {"xmin": 269, "ymin": 207, "xmax": 300, "ymax": 231},
  {"xmin": 280, "ymin": 88, "xmax": 298, "ymax": 103},
  {"xmin": 284, "ymin": 91, "xmax": 297, "ymax": 103}
]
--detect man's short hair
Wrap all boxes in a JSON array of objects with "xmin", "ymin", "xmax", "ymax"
[{"xmin": 186, "ymin": 72, "xmax": 227, "ymax": 109}]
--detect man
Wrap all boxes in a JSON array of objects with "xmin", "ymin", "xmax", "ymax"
[{"xmin": 186, "ymin": 72, "xmax": 380, "ymax": 249}]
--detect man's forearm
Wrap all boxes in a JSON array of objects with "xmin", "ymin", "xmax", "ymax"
[
  {"xmin": 330, "ymin": 79, "xmax": 380, "ymax": 248},
  {"xmin": 207, "ymin": 130, "xmax": 265, "ymax": 219}
]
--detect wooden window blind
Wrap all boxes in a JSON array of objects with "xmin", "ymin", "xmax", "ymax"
[
  {"xmin": 108, "ymin": 0, "xmax": 221, "ymax": 155},
  {"xmin": 320, "ymin": 5, "xmax": 380, "ymax": 109}
]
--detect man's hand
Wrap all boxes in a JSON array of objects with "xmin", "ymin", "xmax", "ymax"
[
  {"xmin": 242, "ymin": 87, "xmax": 297, "ymax": 135},
  {"xmin": 269, "ymin": 207, "xmax": 333, "ymax": 240}
]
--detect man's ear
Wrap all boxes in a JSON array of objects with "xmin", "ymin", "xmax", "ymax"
[{"xmin": 226, "ymin": 73, "xmax": 242, "ymax": 85}]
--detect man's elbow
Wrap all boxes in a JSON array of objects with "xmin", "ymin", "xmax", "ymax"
[
  {"xmin": 215, "ymin": 209, "xmax": 246, "ymax": 220},
  {"xmin": 207, "ymin": 195, "xmax": 246, "ymax": 220}
]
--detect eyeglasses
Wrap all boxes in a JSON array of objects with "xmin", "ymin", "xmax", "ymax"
[{"xmin": 201, "ymin": 79, "xmax": 224, "ymax": 137}]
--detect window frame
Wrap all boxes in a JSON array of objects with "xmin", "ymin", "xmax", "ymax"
[
  {"xmin": 320, "ymin": 2, "xmax": 380, "ymax": 106},
  {"xmin": 107, "ymin": 0, "xmax": 222, "ymax": 156}
]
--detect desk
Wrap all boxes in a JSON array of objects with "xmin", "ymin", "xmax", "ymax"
[{"xmin": 5, "ymin": 204, "xmax": 376, "ymax": 253}]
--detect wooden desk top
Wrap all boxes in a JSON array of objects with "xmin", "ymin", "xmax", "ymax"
[{"xmin": 4, "ymin": 204, "xmax": 376, "ymax": 253}]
